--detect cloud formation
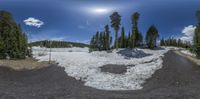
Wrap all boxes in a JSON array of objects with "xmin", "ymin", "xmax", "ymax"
[
  {"xmin": 24, "ymin": 17, "xmax": 44, "ymax": 28},
  {"xmin": 180, "ymin": 25, "xmax": 196, "ymax": 42}
]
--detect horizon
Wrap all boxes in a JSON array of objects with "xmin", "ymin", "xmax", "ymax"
[
  {"xmin": 1, "ymin": 1, "xmax": 200, "ymax": 98},
  {"xmin": 0, "ymin": 0, "xmax": 200, "ymax": 44}
]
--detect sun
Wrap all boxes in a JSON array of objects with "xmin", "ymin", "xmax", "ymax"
[
  {"xmin": 93, "ymin": 8, "xmax": 108, "ymax": 13},
  {"xmin": 83, "ymin": 7, "xmax": 112, "ymax": 15},
  {"xmin": 90, "ymin": 8, "xmax": 110, "ymax": 14}
]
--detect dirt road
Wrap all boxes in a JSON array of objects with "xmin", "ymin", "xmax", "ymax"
[{"xmin": 0, "ymin": 51, "xmax": 200, "ymax": 99}]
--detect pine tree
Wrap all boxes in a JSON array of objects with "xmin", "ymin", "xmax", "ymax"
[
  {"xmin": 0, "ymin": 10, "xmax": 30, "ymax": 59},
  {"xmin": 128, "ymin": 31, "xmax": 133, "ymax": 48},
  {"xmin": 161, "ymin": 38, "xmax": 191, "ymax": 48},
  {"xmin": 146, "ymin": 25, "xmax": 159, "ymax": 49},
  {"xmin": 89, "ymin": 35, "xmax": 96, "ymax": 52},
  {"xmin": 99, "ymin": 32, "xmax": 104, "ymax": 50},
  {"xmin": 160, "ymin": 38, "xmax": 164, "ymax": 46},
  {"xmin": 110, "ymin": 12, "xmax": 121, "ymax": 50},
  {"xmin": 95, "ymin": 31, "xmax": 100, "ymax": 50},
  {"xmin": 104, "ymin": 25, "xmax": 111, "ymax": 50},
  {"xmin": 118, "ymin": 36, "xmax": 122, "ymax": 48},
  {"xmin": 177, "ymin": 39, "xmax": 182, "ymax": 47},
  {"xmin": 131, "ymin": 12, "xmax": 140, "ymax": 48},
  {"xmin": 120, "ymin": 27, "xmax": 126, "ymax": 48},
  {"xmin": 194, "ymin": 10, "xmax": 200, "ymax": 58},
  {"xmin": 138, "ymin": 33, "xmax": 143, "ymax": 46},
  {"xmin": 89, "ymin": 28, "xmax": 112, "ymax": 51}
]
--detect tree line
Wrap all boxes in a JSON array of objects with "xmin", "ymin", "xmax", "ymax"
[
  {"xmin": 0, "ymin": 11, "xmax": 31, "ymax": 59},
  {"xmin": 90, "ymin": 12, "xmax": 159, "ymax": 51},
  {"xmin": 30, "ymin": 40, "xmax": 89, "ymax": 48},
  {"xmin": 90, "ymin": 25, "xmax": 112, "ymax": 51},
  {"xmin": 193, "ymin": 10, "xmax": 200, "ymax": 58},
  {"xmin": 160, "ymin": 38, "xmax": 191, "ymax": 48},
  {"xmin": 159, "ymin": 10, "xmax": 200, "ymax": 59}
]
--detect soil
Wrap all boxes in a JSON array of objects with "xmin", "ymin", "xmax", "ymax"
[
  {"xmin": 100, "ymin": 64, "xmax": 127, "ymax": 74},
  {"xmin": 0, "ymin": 58, "xmax": 51, "ymax": 70}
]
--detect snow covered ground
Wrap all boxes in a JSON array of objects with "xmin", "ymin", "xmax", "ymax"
[
  {"xmin": 33, "ymin": 47, "xmax": 169, "ymax": 90},
  {"xmin": 180, "ymin": 50, "xmax": 196, "ymax": 57}
]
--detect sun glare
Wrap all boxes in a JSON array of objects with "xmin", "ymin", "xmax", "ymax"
[
  {"xmin": 94, "ymin": 8, "xmax": 107, "ymax": 13},
  {"xmin": 91, "ymin": 8, "xmax": 110, "ymax": 14}
]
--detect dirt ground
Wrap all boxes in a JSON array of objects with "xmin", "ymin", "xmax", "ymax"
[
  {"xmin": 100, "ymin": 64, "xmax": 128, "ymax": 74},
  {"xmin": 0, "ymin": 51, "xmax": 200, "ymax": 99},
  {"xmin": 0, "ymin": 58, "xmax": 50, "ymax": 70}
]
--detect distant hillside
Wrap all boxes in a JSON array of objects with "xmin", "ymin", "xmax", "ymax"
[{"xmin": 29, "ymin": 40, "xmax": 89, "ymax": 48}]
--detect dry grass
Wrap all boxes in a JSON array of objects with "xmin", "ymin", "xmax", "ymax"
[
  {"xmin": 0, "ymin": 58, "xmax": 52, "ymax": 70},
  {"xmin": 175, "ymin": 51, "xmax": 200, "ymax": 66}
]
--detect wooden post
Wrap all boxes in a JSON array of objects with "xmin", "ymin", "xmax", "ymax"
[{"xmin": 49, "ymin": 40, "xmax": 52, "ymax": 64}]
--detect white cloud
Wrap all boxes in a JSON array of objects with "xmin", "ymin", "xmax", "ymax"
[
  {"xmin": 24, "ymin": 17, "xmax": 44, "ymax": 28},
  {"xmin": 182, "ymin": 25, "xmax": 196, "ymax": 37},
  {"xmin": 180, "ymin": 25, "xmax": 196, "ymax": 42}
]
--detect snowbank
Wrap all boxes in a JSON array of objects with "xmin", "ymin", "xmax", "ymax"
[
  {"xmin": 32, "ymin": 46, "xmax": 89, "ymax": 52},
  {"xmin": 33, "ymin": 47, "xmax": 169, "ymax": 90},
  {"xmin": 32, "ymin": 46, "xmax": 89, "ymax": 57},
  {"xmin": 180, "ymin": 50, "xmax": 196, "ymax": 57}
]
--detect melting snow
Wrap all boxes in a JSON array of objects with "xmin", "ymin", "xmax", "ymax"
[
  {"xmin": 180, "ymin": 50, "xmax": 196, "ymax": 57},
  {"xmin": 33, "ymin": 47, "xmax": 169, "ymax": 90}
]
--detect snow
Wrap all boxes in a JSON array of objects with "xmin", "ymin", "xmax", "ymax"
[
  {"xmin": 32, "ymin": 46, "xmax": 89, "ymax": 57},
  {"xmin": 180, "ymin": 50, "xmax": 196, "ymax": 57},
  {"xmin": 33, "ymin": 47, "xmax": 169, "ymax": 90}
]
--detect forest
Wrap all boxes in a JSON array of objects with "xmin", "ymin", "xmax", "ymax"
[
  {"xmin": 0, "ymin": 10, "xmax": 200, "ymax": 59},
  {"xmin": 30, "ymin": 40, "xmax": 89, "ymax": 48},
  {"xmin": 0, "ymin": 11, "xmax": 31, "ymax": 59},
  {"xmin": 89, "ymin": 12, "xmax": 192, "ymax": 52}
]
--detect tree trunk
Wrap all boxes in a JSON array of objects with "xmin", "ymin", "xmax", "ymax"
[{"xmin": 115, "ymin": 30, "xmax": 118, "ymax": 50}]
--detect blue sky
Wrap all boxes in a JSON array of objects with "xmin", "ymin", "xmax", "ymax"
[{"xmin": 0, "ymin": 0, "xmax": 200, "ymax": 43}]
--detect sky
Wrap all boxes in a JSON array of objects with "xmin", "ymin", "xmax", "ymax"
[{"xmin": 0, "ymin": 0, "xmax": 200, "ymax": 44}]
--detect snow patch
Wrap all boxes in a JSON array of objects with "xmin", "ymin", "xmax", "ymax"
[
  {"xmin": 33, "ymin": 47, "xmax": 169, "ymax": 90},
  {"xmin": 180, "ymin": 50, "xmax": 196, "ymax": 57}
]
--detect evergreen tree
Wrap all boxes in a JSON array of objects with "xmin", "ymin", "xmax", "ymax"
[
  {"xmin": 89, "ymin": 28, "xmax": 112, "ymax": 51},
  {"xmin": 161, "ymin": 38, "xmax": 191, "ymax": 48},
  {"xmin": 95, "ymin": 31, "xmax": 100, "ymax": 50},
  {"xmin": 193, "ymin": 10, "xmax": 200, "ymax": 58},
  {"xmin": 110, "ymin": 12, "xmax": 121, "ymax": 50},
  {"xmin": 177, "ymin": 39, "xmax": 182, "ymax": 47},
  {"xmin": 0, "ymin": 10, "xmax": 30, "ymax": 59},
  {"xmin": 90, "ymin": 35, "xmax": 96, "ymax": 52},
  {"xmin": 104, "ymin": 25, "xmax": 111, "ymax": 50},
  {"xmin": 118, "ymin": 27, "xmax": 126, "ymax": 48},
  {"xmin": 160, "ymin": 38, "xmax": 165, "ymax": 46},
  {"xmin": 120, "ymin": 27, "xmax": 126, "ymax": 48},
  {"xmin": 146, "ymin": 25, "xmax": 159, "ymax": 49},
  {"xmin": 138, "ymin": 32, "xmax": 143, "ymax": 46},
  {"xmin": 131, "ymin": 12, "xmax": 140, "ymax": 48},
  {"xmin": 127, "ymin": 31, "xmax": 133, "ymax": 48},
  {"xmin": 99, "ymin": 32, "xmax": 104, "ymax": 50}
]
